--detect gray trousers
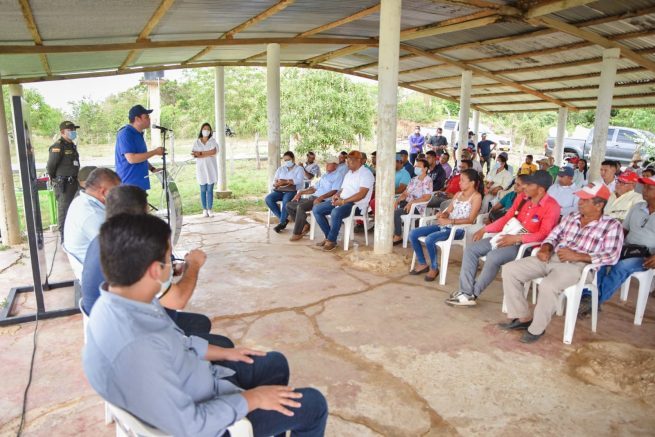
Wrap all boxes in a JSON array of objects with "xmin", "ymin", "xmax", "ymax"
[
  {"xmin": 286, "ymin": 196, "xmax": 316, "ymax": 235},
  {"xmin": 459, "ymin": 238, "xmax": 521, "ymax": 297},
  {"xmin": 502, "ymin": 254, "xmax": 586, "ymax": 335}
]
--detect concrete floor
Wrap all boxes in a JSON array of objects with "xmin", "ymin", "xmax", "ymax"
[{"xmin": 0, "ymin": 212, "xmax": 654, "ymax": 436}]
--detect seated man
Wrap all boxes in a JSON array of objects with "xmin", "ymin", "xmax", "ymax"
[
  {"xmin": 487, "ymin": 174, "xmax": 526, "ymax": 223},
  {"xmin": 605, "ymin": 171, "xmax": 643, "ymax": 222},
  {"xmin": 580, "ymin": 175, "xmax": 655, "ymax": 316},
  {"xmin": 265, "ymin": 151, "xmax": 305, "ymax": 233},
  {"xmin": 425, "ymin": 150, "xmax": 446, "ymax": 192},
  {"xmin": 440, "ymin": 152, "xmax": 452, "ymax": 179},
  {"xmin": 81, "ymin": 185, "xmax": 232, "ymax": 347},
  {"xmin": 399, "ymin": 150, "xmax": 416, "ymax": 178},
  {"xmin": 446, "ymin": 171, "xmax": 560, "ymax": 307},
  {"xmin": 84, "ymin": 214, "xmax": 328, "ymax": 436},
  {"xmin": 64, "ymin": 167, "xmax": 121, "ymax": 278},
  {"xmin": 394, "ymin": 154, "xmax": 411, "ymax": 195},
  {"xmin": 547, "ymin": 166, "xmax": 579, "ymax": 217},
  {"xmin": 75, "ymin": 165, "xmax": 97, "ymax": 195},
  {"xmin": 302, "ymin": 151, "xmax": 321, "ymax": 183},
  {"xmin": 336, "ymin": 151, "xmax": 349, "ymax": 175},
  {"xmin": 499, "ymin": 183, "xmax": 623, "ymax": 343},
  {"xmin": 518, "ymin": 155, "xmax": 537, "ymax": 176},
  {"xmin": 596, "ymin": 159, "xmax": 618, "ymax": 192},
  {"xmin": 313, "ymin": 151, "xmax": 375, "ymax": 252},
  {"xmin": 286, "ymin": 157, "xmax": 344, "ymax": 241}
]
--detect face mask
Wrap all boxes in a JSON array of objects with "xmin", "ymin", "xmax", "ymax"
[
  {"xmin": 158, "ymin": 262, "xmax": 173, "ymax": 295},
  {"xmin": 67, "ymin": 130, "xmax": 77, "ymax": 141},
  {"xmin": 414, "ymin": 167, "xmax": 423, "ymax": 176},
  {"xmin": 201, "ymin": 129, "xmax": 211, "ymax": 137},
  {"xmin": 284, "ymin": 160, "xmax": 294, "ymax": 168}
]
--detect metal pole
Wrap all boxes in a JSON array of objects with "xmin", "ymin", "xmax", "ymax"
[
  {"xmin": 373, "ymin": 0, "xmax": 402, "ymax": 255},
  {"xmin": 589, "ymin": 48, "xmax": 620, "ymax": 182},
  {"xmin": 214, "ymin": 66, "xmax": 227, "ymax": 192},
  {"xmin": 0, "ymin": 79, "xmax": 20, "ymax": 245},
  {"xmin": 457, "ymin": 71, "xmax": 472, "ymax": 162},
  {"xmin": 267, "ymin": 43, "xmax": 281, "ymax": 188},
  {"xmin": 554, "ymin": 107, "xmax": 568, "ymax": 167}
]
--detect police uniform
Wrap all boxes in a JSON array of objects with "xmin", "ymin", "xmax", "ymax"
[{"xmin": 47, "ymin": 121, "xmax": 80, "ymax": 240}]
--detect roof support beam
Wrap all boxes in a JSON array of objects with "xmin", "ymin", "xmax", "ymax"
[
  {"xmin": 17, "ymin": 0, "xmax": 51, "ymax": 75},
  {"xmin": 184, "ymin": 0, "xmax": 295, "ymax": 64},
  {"xmin": 305, "ymin": 45, "xmax": 369, "ymax": 67},
  {"xmin": 243, "ymin": 3, "xmax": 382, "ymax": 62},
  {"xmin": 529, "ymin": 16, "xmax": 655, "ymax": 73},
  {"xmin": 524, "ymin": 0, "xmax": 599, "ymax": 19},
  {"xmin": 119, "ymin": 0, "xmax": 176, "ymax": 70}
]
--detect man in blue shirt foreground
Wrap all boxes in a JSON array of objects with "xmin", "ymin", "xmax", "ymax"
[{"xmin": 83, "ymin": 214, "xmax": 328, "ymax": 436}]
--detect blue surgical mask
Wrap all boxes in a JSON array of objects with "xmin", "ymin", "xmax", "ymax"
[
  {"xmin": 158, "ymin": 262, "xmax": 173, "ymax": 295},
  {"xmin": 67, "ymin": 130, "xmax": 77, "ymax": 141},
  {"xmin": 284, "ymin": 160, "xmax": 294, "ymax": 168},
  {"xmin": 414, "ymin": 167, "xmax": 423, "ymax": 176}
]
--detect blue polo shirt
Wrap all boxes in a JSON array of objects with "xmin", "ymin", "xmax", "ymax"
[{"xmin": 115, "ymin": 124, "xmax": 150, "ymax": 190}]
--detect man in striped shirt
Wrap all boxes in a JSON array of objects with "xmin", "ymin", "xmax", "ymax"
[{"xmin": 499, "ymin": 183, "xmax": 623, "ymax": 343}]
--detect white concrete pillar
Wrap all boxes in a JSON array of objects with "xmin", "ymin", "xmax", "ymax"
[
  {"xmin": 147, "ymin": 81, "xmax": 161, "ymax": 148},
  {"xmin": 0, "ymin": 80, "xmax": 21, "ymax": 245},
  {"xmin": 472, "ymin": 110, "xmax": 480, "ymax": 144},
  {"xmin": 373, "ymin": 0, "xmax": 402, "ymax": 255},
  {"xmin": 554, "ymin": 107, "xmax": 568, "ymax": 167},
  {"xmin": 214, "ymin": 66, "xmax": 228, "ymax": 192},
  {"xmin": 457, "ymin": 70, "xmax": 472, "ymax": 161},
  {"xmin": 267, "ymin": 43, "xmax": 281, "ymax": 188},
  {"xmin": 589, "ymin": 48, "xmax": 620, "ymax": 182}
]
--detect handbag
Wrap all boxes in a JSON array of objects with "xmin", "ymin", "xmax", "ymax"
[{"xmin": 620, "ymin": 244, "xmax": 650, "ymax": 260}]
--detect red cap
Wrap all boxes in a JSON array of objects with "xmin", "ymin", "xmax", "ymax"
[
  {"xmin": 618, "ymin": 172, "xmax": 639, "ymax": 184},
  {"xmin": 639, "ymin": 175, "xmax": 655, "ymax": 186},
  {"xmin": 575, "ymin": 183, "xmax": 611, "ymax": 200}
]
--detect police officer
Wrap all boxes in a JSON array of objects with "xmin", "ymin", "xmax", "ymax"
[{"xmin": 47, "ymin": 121, "xmax": 80, "ymax": 242}]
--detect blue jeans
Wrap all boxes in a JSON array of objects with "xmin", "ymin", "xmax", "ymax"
[
  {"xmin": 219, "ymin": 352, "xmax": 328, "ymax": 437},
  {"xmin": 266, "ymin": 190, "xmax": 297, "ymax": 223},
  {"xmin": 313, "ymin": 200, "xmax": 354, "ymax": 243},
  {"xmin": 409, "ymin": 225, "xmax": 465, "ymax": 270},
  {"xmin": 595, "ymin": 257, "xmax": 647, "ymax": 304},
  {"xmin": 200, "ymin": 183, "xmax": 214, "ymax": 210}
]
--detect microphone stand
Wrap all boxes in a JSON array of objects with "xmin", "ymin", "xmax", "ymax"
[{"xmin": 160, "ymin": 129, "xmax": 171, "ymax": 227}]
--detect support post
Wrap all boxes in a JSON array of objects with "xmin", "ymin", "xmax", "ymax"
[
  {"xmin": 373, "ymin": 0, "xmax": 402, "ymax": 255},
  {"xmin": 457, "ymin": 71, "xmax": 472, "ymax": 162},
  {"xmin": 214, "ymin": 66, "xmax": 230, "ymax": 198},
  {"xmin": 472, "ymin": 110, "xmax": 480, "ymax": 144},
  {"xmin": 267, "ymin": 43, "xmax": 281, "ymax": 188},
  {"xmin": 0, "ymin": 79, "xmax": 20, "ymax": 245},
  {"xmin": 554, "ymin": 107, "xmax": 568, "ymax": 167},
  {"xmin": 589, "ymin": 48, "xmax": 620, "ymax": 182}
]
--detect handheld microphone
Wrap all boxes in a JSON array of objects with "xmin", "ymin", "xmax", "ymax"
[{"xmin": 153, "ymin": 125, "xmax": 173, "ymax": 132}]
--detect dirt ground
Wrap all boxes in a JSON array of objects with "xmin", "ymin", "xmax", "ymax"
[{"xmin": 0, "ymin": 212, "xmax": 654, "ymax": 436}]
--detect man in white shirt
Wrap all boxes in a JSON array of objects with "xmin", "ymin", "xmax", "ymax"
[
  {"xmin": 302, "ymin": 152, "xmax": 321, "ymax": 182},
  {"xmin": 606, "ymin": 171, "xmax": 643, "ymax": 222},
  {"xmin": 596, "ymin": 159, "xmax": 618, "ymax": 193},
  {"xmin": 547, "ymin": 166, "xmax": 579, "ymax": 217},
  {"xmin": 312, "ymin": 151, "xmax": 375, "ymax": 252}
]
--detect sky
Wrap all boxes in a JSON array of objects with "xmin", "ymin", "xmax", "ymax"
[{"xmin": 24, "ymin": 70, "xmax": 186, "ymax": 114}]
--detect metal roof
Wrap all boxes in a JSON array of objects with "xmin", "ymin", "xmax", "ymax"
[{"xmin": 1, "ymin": 0, "xmax": 654, "ymax": 113}]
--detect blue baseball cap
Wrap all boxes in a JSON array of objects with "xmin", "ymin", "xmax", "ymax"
[
  {"xmin": 128, "ymin": 104, "xmax": 153, "ymax": 121},
  {"xmin": 395, "ymin": 153, "xmax": 403, "ymax": 161},
  {"xmin": 557, "ymin": 167, "xmax": 574, "ymax": 178}
]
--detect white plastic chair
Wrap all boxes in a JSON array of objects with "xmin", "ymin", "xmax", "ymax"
[
  {"xmin": 107, "ymin": 403, "xmax": 254, "ymax": 437},
  {"xmin": 619, "ymin": 269, "xmax": 655, "ymax": 326},
  {"xmin": 266, "ymin": 200, "xmax": 282, "ymax": 229},
  {"xmin": 309, "ymin": 205, "xmax": 370, "ymax": 250},
  {"xmin": 401, "ymin": 200, "xmax": 430, "ymax": 248}
]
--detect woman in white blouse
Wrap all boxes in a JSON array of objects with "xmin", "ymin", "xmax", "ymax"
[
  {"xmin": 482, "ymin": 153, "xmax": 513, "ymax": 212},
  {"xmin": 191, "ymin": 123, "xmax": 219, "ymax": 217}
]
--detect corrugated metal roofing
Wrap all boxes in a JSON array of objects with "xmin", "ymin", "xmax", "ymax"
[{"xmin": 0, "ymin": 0, "xmax": 654, "ymax": 113}]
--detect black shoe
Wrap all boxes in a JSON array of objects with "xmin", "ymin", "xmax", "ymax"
[
  {"xmin": 520, "ymin": 331, "xmax": 544, "ymax": 344},
  {"xmin": 577, "ymin": 295, "xmax": 592, "ymax": 319},
  {"xmin": 273, "ymin": 221, "xmax": 288, "ymax": 233},
  {"xmin": 497, "ymin": 318, "xmax": 532, "ymax": 331}
]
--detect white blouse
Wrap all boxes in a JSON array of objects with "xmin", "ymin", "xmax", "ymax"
[{"xmin": 192, "ymin": 137, "xmax": 219, "ymax": 185}]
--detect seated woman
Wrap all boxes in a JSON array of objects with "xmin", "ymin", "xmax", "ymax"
[
  {"xmin": 482, "ymin": 153, "xmax": 512, "ymax": 212},
  {"xmin": 392, "ymin": 158, "xmax": 433, "ymax": 245},
  {"xmin": 265, "ymin": 151, "xmax": 305, "ymax": 233},
  {"xmin": 486, "ymin": 174, "xmax": 526, "ymax": 223},
  {"xmin": 408, "ymin": 169, "xmax": 484, "ymax": 281}
]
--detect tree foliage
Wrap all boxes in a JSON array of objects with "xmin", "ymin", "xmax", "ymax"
[{"xmin": 2, "ymin": 86, "xmax": 64, "ymax": 138}]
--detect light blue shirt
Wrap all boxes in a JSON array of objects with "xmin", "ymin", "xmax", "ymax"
[
  {"xmin": 314, "ymin": 170, "xmax": 344, "ymax": 197},
  {"xmin": 63, "ymin": 191, "xmax": 105, "ymax": 265},
  {"xmin": 83, "ymin": 288, "xmax": 247, "ymax": 437},
  {"xmin": 336, "ymin": 162, "xmax": 349, "ymax": 176},
  {"xmin": 547, "ymin": 183, "xmax": 579, "ymax": 217},
  {"xmin": 273, "ymin": 164, "xmax": 305, "ymax": 190},
  {"xmin": 395, "ymin": 168, "xmax": 411, "ymax": 189}
]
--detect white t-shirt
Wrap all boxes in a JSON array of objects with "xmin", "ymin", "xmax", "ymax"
[
  {"xmin": 192, "ymin": 137, "xmax": 219, "ymax": 185},
  {"xmin": 340, "ymin": 166, "xmax": 375, "ymax": 210}
]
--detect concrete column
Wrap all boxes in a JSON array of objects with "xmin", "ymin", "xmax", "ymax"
[
  {"xmin": 0, "ymin": 80, "xmax": 21, "ymax": 245},
  {"xmin": 457, "ymin": 71, "xmax": 472, "ymax": 162},
  {"xmin": 214, "ymin": 66, "xmax": 230, "ymax": 197},
  {"xmin": 267, "ymin": 43, "xmax": 281, "ymax": 188},
  {"xmin": 554, "ymin": 107, "xmax": 568, "ymax": 167},
  {"xmin": 472, "ymin": 110, "xmax": 480, "ymax": 143},
  {"xmin": 373, "ymin": 0, "xmax": 402, "ymax": 255},
  {"xmin": 589, "ymin": 48, "xmax": 620, "ymax": 182},
  {"xmin": 147, "ymin": 81, "xmax": 161, "ymax": 148}
]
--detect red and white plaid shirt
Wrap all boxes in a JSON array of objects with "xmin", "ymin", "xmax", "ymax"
[{"xmin": 543, "ymin": 213, "xmax": 623, "ymax": 266}]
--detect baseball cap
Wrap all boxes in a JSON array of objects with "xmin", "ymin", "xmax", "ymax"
[
  {"xmin": 395, "ymin": 153, "xmax": 403, "ymax": 161},
  {"xmin": 638, "ymin": 175, "xmax": 655, "ymax": 186},
  {"xmin": 59, "ymin": 121, "xmax": 80, "ymax": 130},
  {"xmin": 575, "ymin": 183, "xmax": 611, "ymax": 200},
  {"xmin": 78, "ymin": 166, "xmax": 97, "ymax": 182},
  {"xmin": 557, "ymin": 167, "xmax": 574, "ymax": 178},
  {"xmin": 524, "ymin": 170, "xmax": 553, "ymax": 190},
  {"xmin": 618, "ymin": 172, "xmax": 639, "ymax": 184},
  {"xmin": 128, "ymin": 104, "xmax": 153, "ymax": 120}
]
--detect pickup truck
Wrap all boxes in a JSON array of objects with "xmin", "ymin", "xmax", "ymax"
[{"xmin": 544, "ymin": 126, "xmax": 654, "ymax": 164}]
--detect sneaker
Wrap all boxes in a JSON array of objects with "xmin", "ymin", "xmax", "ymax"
[
  {"xmin": 273, "ymin": 221, "xmax": 288, "ymax": 234},
  {"xmin": 207, "ymin": 209, "xmax": 213, "ymax": 217},
  {"xmin": 202, "ymin": 209, "xmax": 209, "ymax": 217},
  {"xmin": 445, "ymin": 291, "xmax": 477, "ymax": 306}
]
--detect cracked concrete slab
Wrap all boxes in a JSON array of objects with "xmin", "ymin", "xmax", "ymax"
[{"xmin": 0, "ymin": 212, "xmax": 654, "ymax": 436}]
